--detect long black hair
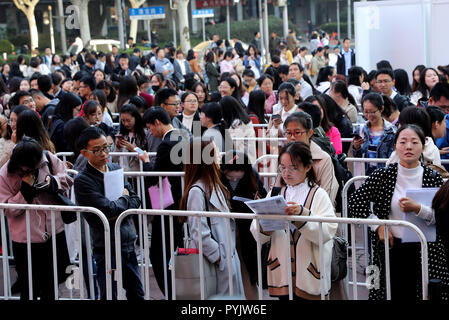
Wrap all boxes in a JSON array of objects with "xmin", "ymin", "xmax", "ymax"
[
  {"xmin": 247, "ymin": 90, "xmax": 267, "ymax": 124},
  {"xmin": 16, "ymin": 110, "xmax": 55, "ymax": 153},
  {"xmin": 219, "ymin": 96, "xmax": 251, "ymax": 128},
  {"xmin": 119, "ymin": 103, "xmax": 147, "ymax": 146}
]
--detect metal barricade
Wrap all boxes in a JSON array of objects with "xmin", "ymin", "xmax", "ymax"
[
  {"xmin": 114, "ymin": 208, "xmax": 430, "ymax": 300},
  {"xmin": 0, "ymin": 203, "xmax": 112, "ymax": 300}
]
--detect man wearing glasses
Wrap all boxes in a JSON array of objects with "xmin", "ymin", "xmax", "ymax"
[
  {"xmin": 147, "ymin": 88, "xmax": 192, "ymax": 154},
  {"xmin": 74, "ymin": 127, "xmax": 144, "ymax": 300},
  {"xmin": 375, "ymin": 68, "xmax": 410, "ymax": 112}
]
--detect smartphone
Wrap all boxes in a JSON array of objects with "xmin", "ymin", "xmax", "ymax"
[
  {"xmin": 115, "ymin": 133, "xmax": 124, "ymax": 140},
  {"xmin": 271, "ymin": 114, "xmax": 282, "ymax": 121},
  {"xmin": 134, "ymin": 147, "xmax": 145, "ymax": 155},
  {"xmin": 34, "ymin": 180, "xmax": 50, "ymax": 190}
]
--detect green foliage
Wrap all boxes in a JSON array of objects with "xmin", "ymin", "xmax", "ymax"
[
  {"xmin": 0, "ymin": 54, "xmax": 31, "ymax": 65},
  {"xmin": 0, "ymin": 39, "xmax": 15, "ymax": 54}
]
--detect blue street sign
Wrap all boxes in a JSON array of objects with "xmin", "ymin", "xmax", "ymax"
[
  {"xmin": 192, "ymin": 9, "xmax": 215, "ymax": 19},
  {"xmin": 129, "ymin": 6, "xmax": 166, "ymax": 20}
]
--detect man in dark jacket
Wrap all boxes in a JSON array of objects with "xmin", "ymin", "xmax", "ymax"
[
  {"xmin": 336, "ymin": 38, "xmax": 355, "ymax": 76},
  {"xmin": 29, "ymin": 89, "xmax": 59, "ymax": 128},
  {"xmin": 74, "ymin": 127, "xmax": 144, "ymax": 300},
  {"xmin": 138, "ymin": 107, "xmax": 187, "ymax": 299}
]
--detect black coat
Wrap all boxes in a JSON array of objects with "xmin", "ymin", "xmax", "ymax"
[
  {"xmin": 74, "ymin": 162, "xmax": 141, "ymax": 253},
  {"xmin": 336, "ymin": 50, "xmax": 356, "ymax": 76},
  {"xmin": 349, "ymin": 163, "xmax": 449, "ymax": 300},
  {"xmin": 221, "ymin": 169, "xmax": 267, "ymax": 285},
  {"xmin": 142, "ymin": 129, "xmax": 186, "ymax": 297}
]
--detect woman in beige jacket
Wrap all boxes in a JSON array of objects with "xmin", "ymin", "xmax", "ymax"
[{"xmin": 250, "ymin": 142, "xmax": 337, "ymax": 299}]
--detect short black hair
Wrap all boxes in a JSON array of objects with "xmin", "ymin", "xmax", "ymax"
[
  {"xmin": 73, "ymin": 71, "xmax": 87, "ymax": 81},
  {"xmin": 80, "ymin": 76, "xmax": 96, "ymax": 91},
  {"xmin": 37, "ymin": 74, "xmax": 52, "ymax": 92},
  {"xmin": 376, "ymin": 68, "xmax": 394, "ymax": 80},
  {"xmin": 133, "ymin": 47, "xmax": 141, "ymax": 53},
  {"xmin": 242, "ymin": 69, "xmax": 255, "ymax": 78},
  {"xmin": 278, "ymin": 82, "xmax": 296, "ymax": 97},
  {"xmin": 143, "ymin": 106, "xmax": 171, "ymax": 125},
  {"xmin": 278, "ymin": 64, "xmax": 290, "ymax": 75},
  {"xmin": 77, "ymin": 126, "xmax": 106, "ymax": 151},
  {"xmin": 271, "ymin": 55, "xmax": 280, "ymax": 63},
  {"xmin": 154, "ymin": 87, "xmax": 178, "ymax": 105},
  {"xmin": 10, "ymin": 91, "xmax": 31, "ymax": 107},
  {"xmin": 119, "ymin": 53, "xmax": 129, "ymax": 60},
  {"xmin": 376, "ymin": 60, "xmax": 393, "ymax": 70},
  {"xmin": 86, "ymin": 57, "xmax": 96, "ymax": 65},
  {"xmin": 51, "ymin": 72, "xmax": 63, "ymax": 86},
  {"xmin": 430, "ymin": 82, "xmax": 449, "ymax": 102}
]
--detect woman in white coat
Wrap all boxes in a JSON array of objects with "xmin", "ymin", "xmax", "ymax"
[
  {"xmin": 251, "ymin": 141, "xmax": 337, "ymax": 300},
  {"xmin": 179, "ymin": 139, "xmax": 244, "ymax": 297}
]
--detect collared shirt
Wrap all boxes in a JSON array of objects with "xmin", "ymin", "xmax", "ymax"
[{"xmin": 342, "ymin": 48, "xmax": 353, "ymax": 76}]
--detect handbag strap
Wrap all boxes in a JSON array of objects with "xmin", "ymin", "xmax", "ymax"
[
  {"xmin": 185, "ymin": 185, "xmax": 215, "ymax": 243},
  {"xmin": 44, "ymin": 150, "xmax": 54, "ymax": 175}
]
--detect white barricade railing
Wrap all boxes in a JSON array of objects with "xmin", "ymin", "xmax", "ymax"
[
  {"xmin": 114, "ymin": 208, "xmax": 430, "ymax": 300},
  {"xmin": 0, "ymin": 203, "xmax": 112, "ymax": 300}
]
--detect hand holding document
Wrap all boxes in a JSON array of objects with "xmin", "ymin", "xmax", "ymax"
[
  {"xmin": 104, "ymin": 168, "xmax": 124, "ymax": 201},
  {"xmin": 402, "ymin": 188, "xmax": 438, "ymax": 243},
  {"xmin": 233, "ymin": 195, "xmax": 288, "ymax": 231}
]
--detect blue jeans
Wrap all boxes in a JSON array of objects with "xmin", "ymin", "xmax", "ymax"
[{"xmin": 94, "ymin": 250, "xmax": 144, "ymax": 300}]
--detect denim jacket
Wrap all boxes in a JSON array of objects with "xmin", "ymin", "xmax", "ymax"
[{"xmin": 353, "ymin": 119, "xmax": 397, "ymax": 172}]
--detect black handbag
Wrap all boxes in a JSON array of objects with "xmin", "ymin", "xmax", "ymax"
[{"xmin": 44, "ymin": 151, "xmax": 78, "ymax": 224}]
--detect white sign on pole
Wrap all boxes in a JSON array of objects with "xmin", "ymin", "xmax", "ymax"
[
  {"xmin": 129, "ymin": 6, "xmax": 166, "ymax": 20},
  {"xmin": 192, "ymin": 9, "xmax": 214, "ymax": 19}
]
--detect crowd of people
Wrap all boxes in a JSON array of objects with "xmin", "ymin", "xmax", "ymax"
[{"xmin": 1, "ymin": 30, "xmax": 449, "ymax": 301}]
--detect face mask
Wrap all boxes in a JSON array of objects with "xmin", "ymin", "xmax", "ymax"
[{"xmin": 152, "ymin": 85, "xmax": 160, "ymax": 93}]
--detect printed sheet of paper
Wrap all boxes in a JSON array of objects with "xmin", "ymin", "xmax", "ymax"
[
  {"xmin": 104, "ymin": 168, "xmax": 124, "ymax": 201},
  {"xmin": 402, "ymin": 188, "xmax": 438, "ymax": 243},
  {"xmin": 244, "ymin": 196, "xmax": 288, "ymax": 232}
]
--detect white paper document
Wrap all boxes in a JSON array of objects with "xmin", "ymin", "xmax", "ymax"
[
  {"xmin": 244, "ymin": 196, "xmax": 289, "ymax": 232},
  {"xmin": 402, "ymin": 188, "xmax": 438, "ymax": 243},
  {"xmin": 104, "ymin": 168, "xmax": 124, "ymax": 201}
]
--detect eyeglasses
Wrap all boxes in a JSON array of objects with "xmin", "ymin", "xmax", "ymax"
[
  {"xmin": 184, "ymin": 99, "xmax": 198, "ymax": 104},
  {"xmin": 84, "ymin": 144, "xmax": 113, "ymax": 157},
  {"xmin": 363, "ymin": 110, "xmax": 379, "ymax": 115},
  {"xmin": 286, "ymin": 130, "xmax": 307, "ymax": 137},
  {"xmin": 376, "ymin": 80, "xmax": 392, "ymax": 84},
  {"xmin": 218, "ymin": 85, "xmax": 231, "ymax": 90},
  {"xmin": 165, "ymin": 102, "xmax": 181, "ymax": 106},
  {"xmin": 277, "ymin": 166, "xmax": 298, "ymax": 174}
]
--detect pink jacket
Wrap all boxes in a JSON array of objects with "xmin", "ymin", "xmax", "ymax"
[
  {"xmin": 326, "ymin": 126, "xmax": 342, "ymax": 155},
  {"xmin": 0, "ymin": 152, "xmax": 73, "ymax": 243}
]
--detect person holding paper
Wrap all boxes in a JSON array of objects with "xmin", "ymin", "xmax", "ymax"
[
  {"xmin": 250, "ymin": 142, "xmax": 337, "ymax": 300},
  {"xmin": 349, "ymin": 124, "xmax": 449, "ymax": 300},
  {"xmin": 74, "ymin": 127, "xmax": 144, "ymax": 300},
  {"xmin": 138, "ymin": 107, "xmax": 186, "ymax": 299}
]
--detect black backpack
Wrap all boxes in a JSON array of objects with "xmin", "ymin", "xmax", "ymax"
[{"xmin": 330, "ymin": 153, "xmax": 355, "ymax": 214}]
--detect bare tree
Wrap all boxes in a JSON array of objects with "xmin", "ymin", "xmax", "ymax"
[{"xmin": 13, "ymin": 0, "xmax": 40, "ymax": 51}]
